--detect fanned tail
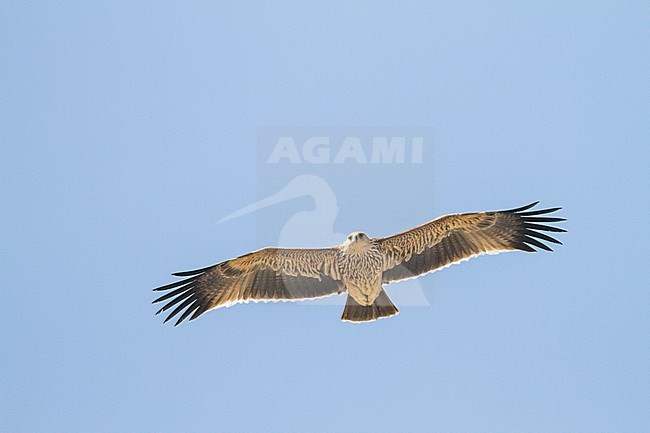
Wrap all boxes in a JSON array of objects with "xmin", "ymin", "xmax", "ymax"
[{"xmin": 341, "ymin": 290, "xmax": 399, "ymax": 323}]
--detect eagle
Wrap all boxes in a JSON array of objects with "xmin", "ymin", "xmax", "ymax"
[{"xmin": 153, "ymin": 202, "xmax": 565, "ymax": 325}]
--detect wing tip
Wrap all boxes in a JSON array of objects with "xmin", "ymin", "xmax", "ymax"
[
  {"xmin": 506, "ymin": 201, "xmax": 539, "ymax": 213},
  {"xmin": 517, "ymin": 230, "xmax": 562, "ymax": 253},
  {"xmin": 171, "ymin": 264, "xmax": 215, "ymax": 277},
  {"xmin": 508, "ymin": 202, "xmax": 566, "ymax": 252},
  {"xmin": 516, "ymin": 243, "xmax": 537, "ymax": 253}
]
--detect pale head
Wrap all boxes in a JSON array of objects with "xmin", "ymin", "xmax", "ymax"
[{"xmin": 344, "ymin": 231, "xmax": 370, "ymax": 247}]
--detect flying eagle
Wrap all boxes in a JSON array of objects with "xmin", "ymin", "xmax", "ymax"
[{"xmin": 153, "ymin": 202, "xmax": 565, "ymax": 325}]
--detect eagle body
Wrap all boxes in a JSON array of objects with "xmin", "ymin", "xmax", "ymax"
[
  {"xmin": 338, "ymin": 233, "xmax": 383, "ymax": 306},
  {"xmin": 335, "ymin": 233, "xmax": 398, "ymax": 322},
  {"xmin": 154, "ymin": 202, "xmax": 565, "ymax": 325}
]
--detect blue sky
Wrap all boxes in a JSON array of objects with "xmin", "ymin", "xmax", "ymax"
[{"xmin": 1, "ymin": 1, "xmax": 649, "ymax": 432}]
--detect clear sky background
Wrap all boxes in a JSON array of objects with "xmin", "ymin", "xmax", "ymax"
[{"xmin": 1, "ymin": 2, "xmax": 649, "ymax": 432}]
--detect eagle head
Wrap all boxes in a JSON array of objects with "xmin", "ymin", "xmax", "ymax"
[{"xmin": 344, "ymin": 231, "xmax": 369, "ymax": 246}]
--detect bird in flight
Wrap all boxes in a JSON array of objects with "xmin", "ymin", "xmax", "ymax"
[{"xmin": 153, "ymin": 202, "xmax": 565, "ymax": 325}]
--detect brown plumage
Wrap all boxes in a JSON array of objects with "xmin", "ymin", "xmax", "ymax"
[{"xmin": 153, "ymin": 202, "xmax": 565, "ymax": 325}]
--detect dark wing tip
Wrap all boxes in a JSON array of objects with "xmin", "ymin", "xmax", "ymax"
[
  {"xmin": 153, "ymin": 273, "xmax": 207, "ymax": 326},
  {"xmin": 523, "ymin": 236, "xmax": 554, "ymax": 252},
  {"xmin": 525, "ymin": 216, "xmax": 566, "ymax": 222},
  {"xmin": 515, "ymin": 242, "xmax": 537, "ymax": 253},
  {"xmin": 174, "ymin": 302, "xmax": 201, "ymax": 326},
  {"xmin": 153, "ymin": 278, "xmax": 194, "ymax": 292},
  {"xmin": 172, "ymin": 264, "xmax": 215, "ymax": 277},
  {"xmin": 519, "ymin": 207, "xmax": 562, "ymax": 216},
  {"xmin": 506, "ymin": 202, "xmax": 566, "ymax": 252},
  {"xmin": 152, "ymin": 263, "xmax": 219, "ymax": 326},
  {"xmin": 525, "ymin": 229, "xmax": 563, "ymax": 245},
  {"xmin": 506, "ymin": 201, "xmax": 540, "ymax": 213}
]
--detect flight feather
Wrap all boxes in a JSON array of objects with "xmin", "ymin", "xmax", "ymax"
[{"xmin": 377, "ymin": 202, "xmax": 566, "ymax": 283}]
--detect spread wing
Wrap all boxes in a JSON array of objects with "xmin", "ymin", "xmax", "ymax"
[
  {"xmin": 153, "ymin": 247, "xmax": 344, "ymax": 326},
  {"xmin": 377, "ymin": 202, "xmax": 566, "ymax": 283}
]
